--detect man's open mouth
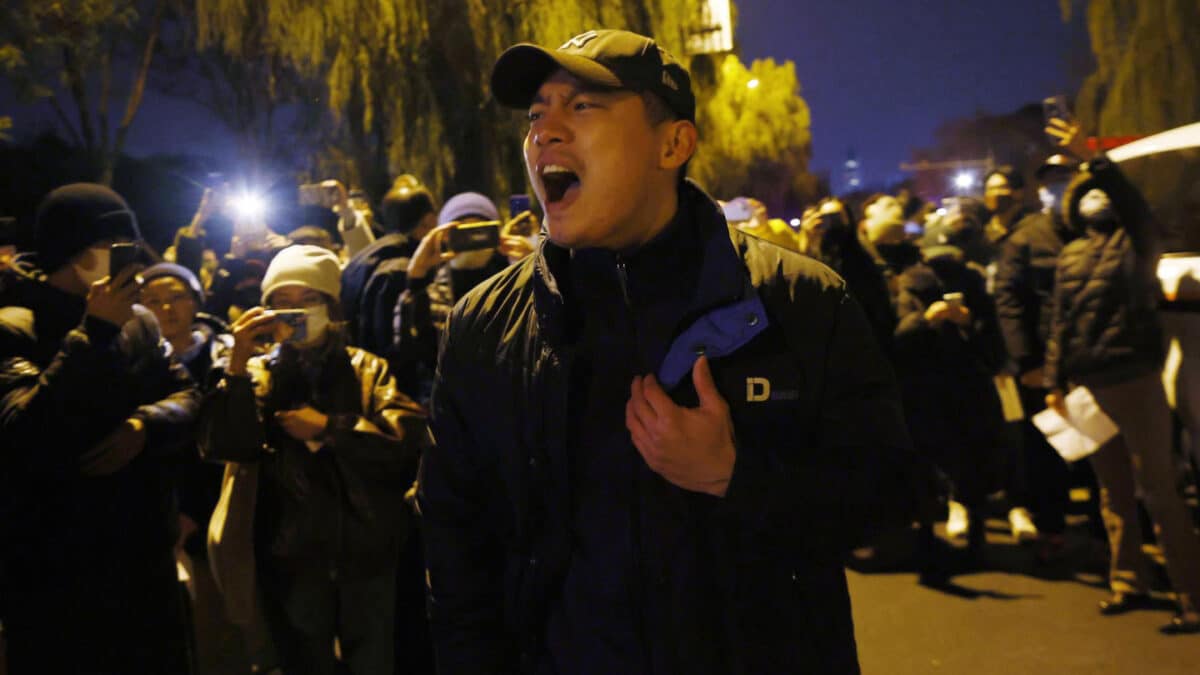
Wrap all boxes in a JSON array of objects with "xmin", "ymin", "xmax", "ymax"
[{"xmin": 541, "ymin": 165, "xmax": 581, "ymax": 204}]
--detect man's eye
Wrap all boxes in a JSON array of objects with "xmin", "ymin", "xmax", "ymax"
[
  {"xmin": 527, "ymin": 111, "xmax": 542, "ymax": 122},
  {"xmin": 573, "ymin": 101, "xmax": 593, "ymax": 111}
]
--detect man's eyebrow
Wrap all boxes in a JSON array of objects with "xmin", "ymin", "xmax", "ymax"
[{"xmin": 529, "ymin": 82, "xmax": 624, "ymax": 106}]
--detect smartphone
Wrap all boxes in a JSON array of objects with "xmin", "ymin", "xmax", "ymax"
[
  {"xmin": 298, "ymin": 180, "xmax": 341, "ymax": 208},
  {"xmin": 270, "ymin": 309, "xmax": 309, "ymax": 344},
  {"xmin": 509, "ymin": 194, "xmax": 532, "ymax": 219},
  {"xmin": 1042, "ymin": 95, "xmax": 1071, "ymax": 126},
  {"xmin": 109, "ymin": 242, "xmax": 141, "ymax": 279},
  {"xmin": 447, "ymin": 221, "xmax": 501, "ymax": 252},
  {"xmin": 943, "ymin": 292, "xmax": 965, "ymax": 307}
]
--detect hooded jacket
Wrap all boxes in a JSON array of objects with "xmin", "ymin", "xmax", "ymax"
[
  {"xmin": 1044, "ymin": 157, "xmax": 1164, "ymax": 390},
  {"xmin": 418, "ymin": 181, "xmax": 912, "ymax": 674}
]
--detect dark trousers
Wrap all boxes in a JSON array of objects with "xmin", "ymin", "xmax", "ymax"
[
  {"xmin": 260, "ymin": 564, "xmax": 396, "ymax": 675},
  {"xmin": 4, "ymin": 546, "xmax": 186, "ymax": 674},
  {"xmin": 1004, "ymin": 384, "xmax": 1071, "ymax": 534}
]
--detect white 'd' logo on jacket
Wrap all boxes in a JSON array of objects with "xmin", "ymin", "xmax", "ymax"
[{"xmin": 746, "ymin": 377, "xmax": 771, "ymax": 402}]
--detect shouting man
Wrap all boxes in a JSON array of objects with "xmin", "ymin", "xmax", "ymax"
[{"xmin": 419, "ymin": 29, "xmax": 911, "ymax": 674}]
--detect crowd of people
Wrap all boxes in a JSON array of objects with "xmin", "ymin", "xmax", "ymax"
[{"xmin": 0, "ymin": 26, "xmax": 1197, "ymax": 675}]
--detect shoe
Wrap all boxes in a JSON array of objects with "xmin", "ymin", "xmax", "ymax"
[
  {"xmin": 1159, "ymin": 613, "xmax": 1200, "ymax": 635},
  {"xmin": 1098, "ymin": 592, "xmax": 1153, "ymax": 616},
  {"xmin": 946, "ymin": 500, "xmax": 969, "ymax": 540},
  {"xmin": 1008, "ymin": 507, "xmax": 1039, "ymax": 543}
]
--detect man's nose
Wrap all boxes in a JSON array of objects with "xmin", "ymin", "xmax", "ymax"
[{"xmin": 531, "ymin": 114, "xmax": 569, "ymax": 147}]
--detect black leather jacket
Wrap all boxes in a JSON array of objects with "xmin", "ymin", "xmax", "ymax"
[
  {"xmin": 418, "ymin": 181, "xmax": 912, "ymax": 674},
  {"xmin": 200, "ymin": 334, "xmax": 427, "ymax": 577}
]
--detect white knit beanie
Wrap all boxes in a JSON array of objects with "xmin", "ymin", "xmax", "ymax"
[{"xmin": 260, "ymin": 244, "xmax": 342, "ymax": 304}]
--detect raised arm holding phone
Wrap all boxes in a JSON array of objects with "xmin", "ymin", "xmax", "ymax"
[{"xmin": 0, "ymin": 183, "xmax": 200, "ymax": 673}]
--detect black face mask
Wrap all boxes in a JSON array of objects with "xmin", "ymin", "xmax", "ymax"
[
  {"xmin": 988, "ymin": 195, "xmax": 1016, "ymax": 216},
  {"xmin": 875, "ymin": 242, "xmax": 920, "ymax": 269}
]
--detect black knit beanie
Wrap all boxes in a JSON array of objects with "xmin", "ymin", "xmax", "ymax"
[{"xmin": 34, "ymin": 183, "xmax": 141, "ymax": 273}]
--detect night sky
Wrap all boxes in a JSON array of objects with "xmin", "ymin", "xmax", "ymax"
[
  {"xmin": 4, "ymin": 0, "xmax": 1092, "ymax": 192},
  {"xmin": 736, "ymin": 0, "xmax": 1091, "ymax": 187}
]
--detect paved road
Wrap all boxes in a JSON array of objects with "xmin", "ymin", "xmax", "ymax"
[{"xmin": 847, "ymin": 519, "xmax": 1199, "ymax": 674}]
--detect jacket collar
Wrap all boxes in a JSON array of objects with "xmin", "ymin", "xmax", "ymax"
[{"xmin": 531, "ymin": 180, "xmax": 749, "ymax": 348}]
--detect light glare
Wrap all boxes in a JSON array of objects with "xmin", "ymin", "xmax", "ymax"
[{"xmin": 230, "ymin": 193, "xmax": 267, "ymax": 221}]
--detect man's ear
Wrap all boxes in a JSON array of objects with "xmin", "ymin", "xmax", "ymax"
[{"xmin": 659, "ymin": 120, "xmax": 698, "ymax": 171}]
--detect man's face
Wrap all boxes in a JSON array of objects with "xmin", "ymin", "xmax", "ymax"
[
  {"xmin": 865, "ymin": 196, "xmax": 902, "ymax": 228},
  {"xmin": 140, "ymin": 276, "xmax": 197, "ymax": 339},
  {"xmin": 985, "ymin": 174, "xmax": 1017, "ymax": 213},
  {"xmin": 524, "ymin": 70, "xmax": 670, "ymax": 250}
]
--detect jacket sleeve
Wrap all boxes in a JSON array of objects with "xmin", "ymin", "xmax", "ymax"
[
  {"xmin": 173, "ymin": 229, "xmax": 207, "ymax": 278},
  {"xmin": 339, "ymin": 209, "xmax": 377, "ymax": 259},
  {"xmin": 994, "ymin": 236, "xmax": 1040, "ymax": 373},
  {"xmin": 718, "ymin": 290, "xmax": 913, "ymax": 553},
  {"xmin": 130, "ymin": 346, "xmax": 202, "ymax": 458},
  {"xmin": 1043, "ymin": 261, "xmax": 1070, "ymax": 391},
  {"xmin": 417, "ymin": 309, "xmax": 516, "ymax": 674},
  {"xmin": 325, "ymin": 356, "xmax": 426, "ymax": 468},
  {"xmin": 391, "ymin": 273, "xmax": 440, "ymax": 382},
  {"xmin": 1, "ymin": 317, "xmax": 136, "ymax": 469},
  {"xmin": 965, "ymin": 267, "xmax": 1008, "ymax": 374},
  {"xmin": 198, "ymin": 373, "xmax": 268, "ymax": 462},
  {"xmin": 891, "ymin": 269, "xmax": 941, "ymax": 367},
  {"xmin": 1090, "ymin": 156, "xmax": 1161, "ymax": 286}
]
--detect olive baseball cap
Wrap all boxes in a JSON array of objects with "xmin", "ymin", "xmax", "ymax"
[{"xmin": 491, "ymin": 29, "xmax": 695, "ymax": 123}]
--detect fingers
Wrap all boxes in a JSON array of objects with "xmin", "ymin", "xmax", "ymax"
[
  {"xmin": 628, "ymin": 376, "xmax": 658, "ymax": 431},
  {"xmin": 692, "ymin": 356, "xmax": 725, "ymax": 411},
  {"xmin": 640, "ymin": 374, "xmax": 675, "ymax": 417},
  {"xmin": 625, "ymin": 397, "xmax": 651, "ymax": 450}
]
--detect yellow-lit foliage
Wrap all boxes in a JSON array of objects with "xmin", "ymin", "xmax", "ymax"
[
  {"xmin": 190, "ymin": 0, "xmax": 812, "ymax": 207},
  {"xmin": 690, "ymin": 54, "xmax": 814, "ymax": 206},
  {"xmin": 1063, "ymin": 0, "xmax": 1200, "ymax": 136}
]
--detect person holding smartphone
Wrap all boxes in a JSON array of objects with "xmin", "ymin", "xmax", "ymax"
[
  {"xmin": 1043, "ymin": 118, "xmax": 1200, "ymax": 634},
  {"xmin": 0, "ymin": 183, "xmax": 201, "ymax": 673},
  {"xmin": 393, "ymin": 191, "xmax": 536, "ymax": 405},
  {"xmin": 890, "ymin": 213, "xmax": 1010, "ymax": 576},
  {"xmin": 200, "ymin": 244, "xmax": 427, "ymax": 674}
]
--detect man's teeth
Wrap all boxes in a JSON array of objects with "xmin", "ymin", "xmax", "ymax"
[{"xmin": 543, "ymin": 164, "xmax": 573, "ymax": 176}]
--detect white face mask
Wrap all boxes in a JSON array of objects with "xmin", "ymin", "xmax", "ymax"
[
  {"xmin": 301, "ymin": 305, "xmax": 331, "ymax": 346},
  {"xmin": 449, "ymin": 248, "xmax": 496, "ymax": 271},
  {"xmin": 1078, "ymin": 188, "xmax": 1114, "ymax": 223},
  {"xmin": 72, "ymin": 246, "xmax": 111, "ymax": 287}
]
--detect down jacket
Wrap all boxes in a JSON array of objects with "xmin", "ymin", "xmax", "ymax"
[
  {"xmin": 418, "ymin": 181, "xmax": 913, "ymax": 674},
  {"xmin": 1044, "ymin": 156, "xmax": 1164, "ymax": 390}
]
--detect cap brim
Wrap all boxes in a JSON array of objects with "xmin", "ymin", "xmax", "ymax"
[{"xmin": 491, "ymin": 44, "xmax": 623, "ymax": 109}]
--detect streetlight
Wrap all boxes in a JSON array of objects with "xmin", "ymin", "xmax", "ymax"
[
  {"xmin": 747, "ymin": 78, "xmax": 760, "ymax": 90},
  {"xmin": 954, "ymin": 172, "xmax": 975, "ymax": 191}
]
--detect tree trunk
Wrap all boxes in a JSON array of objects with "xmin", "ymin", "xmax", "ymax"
[{"xmin": 103, "ymin": 0, "xmax": 168, "ymax": 186}]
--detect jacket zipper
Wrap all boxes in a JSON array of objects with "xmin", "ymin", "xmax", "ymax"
[
  {"xmin": 616, "ymin": 258, "xmax": 632, "ymax": 309},
  {"xmin": 616, "ymin": 254, "xmax": 655, "ymax": 674}
]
